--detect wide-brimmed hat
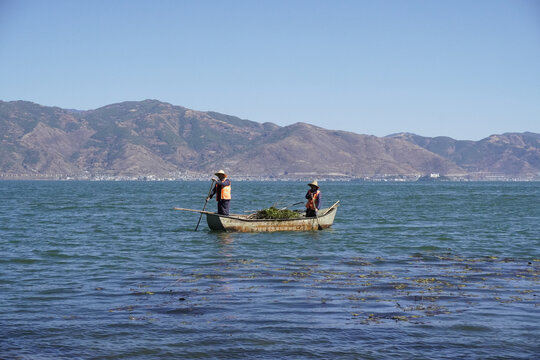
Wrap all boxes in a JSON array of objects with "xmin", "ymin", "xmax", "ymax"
[
  {"xmin": 308, "ymin": 180, "xmax": 319, "ymax": 188},
  {"xmin": 214, "ymin": 170, "xmax": 227, "ymax": 177}
]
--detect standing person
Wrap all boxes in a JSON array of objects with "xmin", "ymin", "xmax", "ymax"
[
  {"xmin": 207, "ymin": 170, "xmax": 231, "ymax": 215},
  {"xmin": 305, "ymin": 180, "xmax": 321, "ymax": 217}
]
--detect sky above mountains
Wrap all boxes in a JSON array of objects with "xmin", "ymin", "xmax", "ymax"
[{"xmin": 1, "ymin": 0, "xmax": 539, "ymax": 140}]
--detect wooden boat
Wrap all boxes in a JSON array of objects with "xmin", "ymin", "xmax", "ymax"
[{"xmin": 174, "ymin": 201, "xmax": 340, "ymax": 232}]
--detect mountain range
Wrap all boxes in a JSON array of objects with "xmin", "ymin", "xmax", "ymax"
[{"xmin": 1, "ymin": 99, "xmax": 539, "ymax": 180}]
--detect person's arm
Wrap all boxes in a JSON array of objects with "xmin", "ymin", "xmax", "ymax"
[
  {"xmin": 315, "ymin": 192, "xmax": 321, "ymax": 209},
  {"xmin": 215, "ymin": 178, "xmax": 230, "ymax": 187},
  {"xmin": 208, "ymin": 183, "xmax": 217, "ymax": 199},
  {"xmin": 305, "ymin": 190, "xmax": 311, "ymax": 200}
]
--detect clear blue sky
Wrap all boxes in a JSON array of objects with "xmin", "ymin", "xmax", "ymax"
[{"xmin": 1, "ymin": 0, "xmax": 539, "ymax": 140}]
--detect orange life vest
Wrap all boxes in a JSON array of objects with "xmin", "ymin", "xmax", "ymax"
[
  {"xmin": 216, "ymin": 179, "xmax": 231, "ymax": 201},
  {"xmin": 306, "ymin": 190, "xmax": 320, "ymax": 210}
]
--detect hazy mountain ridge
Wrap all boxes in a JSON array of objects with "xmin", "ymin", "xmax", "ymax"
[
  {"xmin": 1, "ymin": 100, "xmax": 538, "ymax": 179},
  {"xmin": 388, "ymin": 132, "xmax": 540, "ymax": 176}
]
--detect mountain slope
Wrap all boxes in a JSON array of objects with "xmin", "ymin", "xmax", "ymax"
[
  {"xmin": 389, "ymin": 132, "xmax": 540, "ymax": 176},
  {"xmin": 225, "ymin": 123, "xmax": 463, "ymax": 177},
  {"xmin": 1, "ymin": 100, "xmax": 538, "ymax": 179}
]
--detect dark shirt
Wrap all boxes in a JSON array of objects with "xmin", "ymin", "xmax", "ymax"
[
  {"xmin": 305, "ymin": 189, "xmax": 321, "ymax": 209},
  {"xmin": 209, "ymin": 178, "xmax": 231, "ymax": 201}
]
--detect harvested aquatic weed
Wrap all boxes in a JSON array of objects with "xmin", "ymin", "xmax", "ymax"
[{"xmin": 252, "ymin": 207, "xmax": 301, "ymax": 219}]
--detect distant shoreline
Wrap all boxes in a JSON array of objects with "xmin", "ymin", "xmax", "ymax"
[{"xmin": 1, "ymin": 175, "xmax": 539, "ymax": 182}]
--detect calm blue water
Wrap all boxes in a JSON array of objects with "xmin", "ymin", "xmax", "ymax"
[{"xmin": 1, "ymin": 181, "xmax": 539, "ymax": 359}]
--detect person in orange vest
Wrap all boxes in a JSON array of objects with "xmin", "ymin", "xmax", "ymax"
[
  {"xmin": 207, "ymin": 170, "xmax": 231, "ymax": 215},
  {"xmin": 305, "ymin": 180, "xmax": 321, "ymax": 217}
]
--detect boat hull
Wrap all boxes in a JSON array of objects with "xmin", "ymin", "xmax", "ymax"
[{"xmin": 206, "ymin": 201, "xmax": 339, "ymax": 232}]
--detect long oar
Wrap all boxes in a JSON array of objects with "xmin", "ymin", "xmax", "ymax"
[
  {"xmin": 279, "ymin": 201, "xmax": 304, "ymax": 210},
  {"xmin": 195, "ymin": 179, "xmax": 215, "ymax": 231}
]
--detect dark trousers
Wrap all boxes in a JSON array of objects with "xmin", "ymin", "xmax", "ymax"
[
  {"xmin": 306, "ymin": 209, "xmax": 317, "ymax": 217},
  {"xmin": 217, "ymin": 200, "xmax": 230, "ymax": 215}
]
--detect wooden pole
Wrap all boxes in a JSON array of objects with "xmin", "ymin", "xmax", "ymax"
[{"xmin": 195, "ymin": 179, "xmax": 215, "ymax": 231}]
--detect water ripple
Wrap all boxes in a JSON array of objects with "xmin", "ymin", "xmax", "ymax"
[{"xmin": 1, "ymin": 181, "xmax": 539, "ymax": 359}]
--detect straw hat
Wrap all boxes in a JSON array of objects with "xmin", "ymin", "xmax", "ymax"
[
  {"xmin": 308, "ymin": 180, "xmax": 319, "ymax": 188},
  {"xmin": 214, "ymin": 169, "xmax": 227, "ymax": 177}
]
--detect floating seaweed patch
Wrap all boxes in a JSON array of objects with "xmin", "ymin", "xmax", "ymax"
[
  {"xmin": 130, "ymin": 291, "xmax": 155, "ymax": 296},
  {"xmin": 109, "ymin": 251, "xmax": 540, "ymax": 330}
]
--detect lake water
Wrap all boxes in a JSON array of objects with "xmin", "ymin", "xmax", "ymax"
[{"xmin": 1, "ymin": 181, "xmax": 539, "ymax": 359}]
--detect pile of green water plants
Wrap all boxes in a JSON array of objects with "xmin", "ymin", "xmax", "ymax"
[{"xmin": 253, "ymin": 207, "xmax": 301, "ymax": 219}]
